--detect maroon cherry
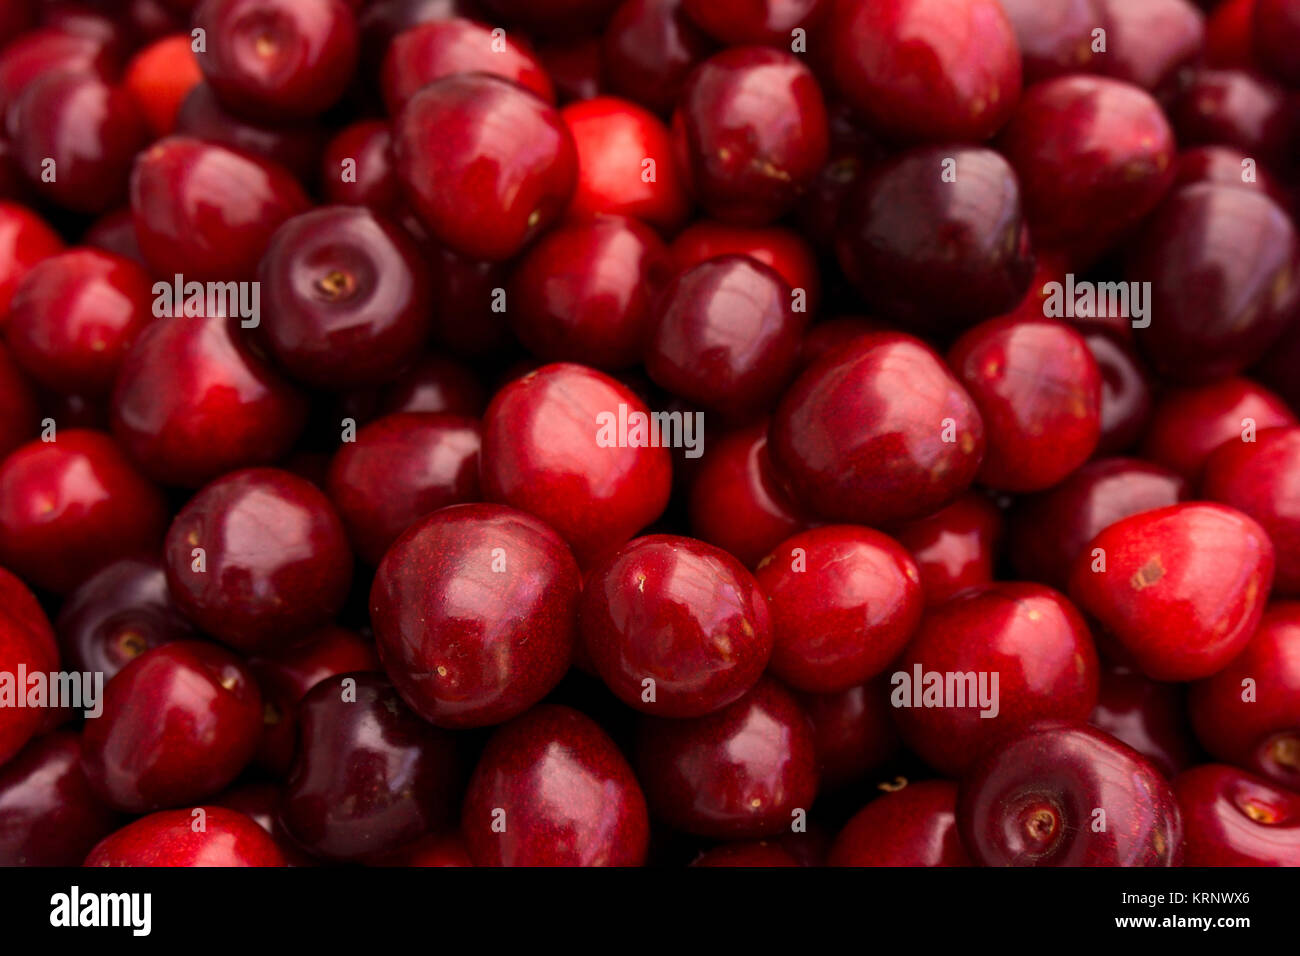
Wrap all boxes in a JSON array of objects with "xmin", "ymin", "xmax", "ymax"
[
  {"xmin": 1173, "ymin": 144, "xmax": 1289, "ymax": 207},
  {"xmin": 889, "ymin": 491, "xmax": 1002, "ymax": 606},
  {"xmin": 420, "ymin": 240, "xmax": 511, "ymax": 355},
  {"xmin": 320, "ymin": 120, "xmax": 398, "ymax": 210},
  {"xmin": 85, "ymin": 806, "xmax": 287, "ymax": 866},
  {"xmin": 82, "ymin": 207, "xmax": 145, "ymax": 266},
  {"xmin": 1094, "ymin": 0, "xmax": 1204, "ymax": 96},
  {"xmin": 0, "ymin": 341, "xmax": 40, "ymax": 460},
  {"xmin": 1174, "ymin": 764, "xmax": 1300, "ymax": 866},
  {"xmin": 670, "ymin": 221, "xmax": 821, "ymax": 316},
  {"xmin": 601, "ymin": 0, "xmax": 715, "ymax": 115},
  {"xmin": 377, "ymin": 354, "xmax": 486, "ymax": 418},
  {"xmin": 998, "ymin": 0, "xmax": 1109, "ymax": 83},
  {"xmin": 1090, "ymin": 666, "xmax": 1195, "ymax": 779},
  {"xmin": 81, "ymin": 640, "xmax": 263, "ymax": 812},
  {"xmin": 829, "ymin": 780, "xmax": 970, "ymax": 867},
  {"xmin": 680, "ymin": 0, "xmax": 823, "ymax": 44},
  {"xmin": 374, "ymin": 830, "xmax": 472, "ymax": 867},
  {"xmin": 279, "ymin": 672, "xmax": 460, "ymax": 862},
  {"xmin": 1171, "ymin": 69, "xmax": 1295, "ymax": 171},
  {"xmin": 796, "ymin": 677, "xmax": 900, "ymax": 790},
  {"xmin": 1253, "ymin": 0, "xmax": 1300, "ymax": 85},
  {"xmin": 957, "ymin": 720, "xmax": 1183, "ymax": 866},
  {"xmin": 0, "ymin": 202, "xmax": 65, "ymax": 323},
  {"xmin": 1086, "ymin": 331, "xmax": 1152, "ymax": 456},
  {"xmin": 462, "ymin": 704, "xmax": 650, "ymax": 866},
  {"xmin": 173, "ymin": 82, "xmax": 327, "ymax": 182}
]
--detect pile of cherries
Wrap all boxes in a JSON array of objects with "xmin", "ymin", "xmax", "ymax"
[{"xmin": 1, "ymin": 0, "xmax": 1300, "ymax": 869}]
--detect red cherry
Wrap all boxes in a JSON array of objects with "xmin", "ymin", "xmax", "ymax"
[
  {"xmin": 211, "ymin": 782, "xmax": 315, "ymax": 865},
  {"xmin": 173, "ymin": 82, "xmax": 328, "ymax": 182},
  {"xmin": 669, "ymin": 221, "xmax": 820, "ymax": 317},
  {"xmin": 1094, "ymin": 0, "xmax": 1204, "ymax": 96},
  {"xmin": 796, "ymin": 677, "xmax": 900, "ymax": 790},
  {"xmin": 0, "ymin": 202, "xmax": 65, "ymax": 323},
  {"xmin": 0, "ymin": 27, "xmax": 117, "ymax": 117},
  {"xmin": 998, "ymin": 0, "xmax": 1109, "ymax": 83},
  {"xmin": 601, "ymin": 0, "xmax": 715, "ymax": 115},
  {"xmin": 86, "ymin": 806, "xmax": 288, "ymax": 866},
  {"xmin": 462, "ymin": 704, "xmax": 650, "ymax": 866},
  {"xmin": 1085, "ymin": 331, "xmax": 1153, "ymax": 456},
  {"xmin": 1090, "ymin": 665, "xmax": 1196, "ymax": 779},
  {"xmin": 829, "ymin": 780, "xmax": 970, "ymax": 867},
  {"xmin": 889, "ymin": 491, "xmax": 1003, "ymax": 606},
  {"xmin": 1173, "ymin": 144, "xmax": 1289, "ymax": 207},
  {"xmin": 1173, "ymin": 764, "xmax": 1300, "ymax": 866},
  {"xmin": 374, "ymin": 830, "xmax": 472, "ymax": 867},
  {"xmin": 0, "ymin": 593, "xmax": 59, "ymax": 766},
  {"xmin": 320, "ymin": 120, "xmax": 398, "ymax": 210},
  {"xmin": 122, "ymin": 33, "xmax": 204, "ymax": 137},
  {"xmin": 536, "ymin": 35, "xmax": 603, "ymax": 104},
  {"xmin": 1253, "ymin": 0, "xmax": 1300, "ymax": 85},
  {"xmin": 681, "ymin": 0, "xmax": 823, "ymax": 45},
  {"xmin": 1171, "ymin": 69, "xmax": 1295, "ymax": 172}
]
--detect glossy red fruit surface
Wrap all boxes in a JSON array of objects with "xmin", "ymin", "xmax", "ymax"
[
  {"xmin": 828, "ymin": 0, "xmax": 1020, "ymax": 144},
  {"xmin": 1090, "ymin": 665, "xmax": 1195, "ymax": 779},
  {"xmin": 755, "ymin": 526, "xmax": 922, "ymax": 693},
  {"xmin": 1253, "ymin": 0, "xmax": 1300, "ymax": 84},
  {"xmin": 1094, "ymin": 0, "xmax": 1204, "ymax": 95},
  {"xmin": 0, "ymin": 202, "xmax": 64, "ymax": 322},
  {"xmin": 958, "ymin": 720, "xmax": 1183, "ymax": 866},
  {"xmin": 164, "ymin": 468, "xmax": 353, "ymax": 654},
  {"xmin": 1085, "ymin": 331, "xmax": 1152, "ymax": 456},
  {"xmin": 393, "ymin": 73, "xmax": 577, "ymax": 261},
  {"xmin": 279, "ymin": 672, "xmax": 460, "ymax": 861},
  {"xmin": 0, "ymin": 599, "xmax": 58, "ymax": 767},
  {"xmin": 1173, "ymin": 144, "xmax": 1288, "ymax": 206},
  {"xmin": 110, "ymin": 314, "xmax": 309, "ymax": 488},
  {"xmin": 1189, "ymin": 603, "xmax": 1300, "ymax": 791},
  {"xmin": 1171, "ymin": 69, "xmax": 1295, "ymax": 171},
  {"xmin": 669, "ymin": 221, "xmax": 820, "ymax": 316},
  {"xmin": 463, "ymin": 704, "xmax": 649, "ymax": 866},
  {"xmin": 377, "ymin": 354, "xmax": 486, "ymax": 418},
  {"xmin": 80, "ymin": 641, "xmax": 263, "ymax": 812},
  {"xmin": 320, "ymin": 120, "xmax": 397, "ymax": 210},
  {"xmin": 769, "ymin": 332, "xmax": 984, "ymax": 526},
  {"xmin": 892, "ymin": 582, "xmax": 1099, "ymax": 775},
  {"xmin": 829, "ymin": 780, "xmax": 970, "ymax": 866},
  {"xmin": 195, "ymin": 0, "xmax": 358, "ymax": 120},
  {"xmin": 636, "ymin": 678, "xmax": 817, "ymax": 839},
  {"xmin": 797, "ymin": 677, "xmax": 899, "ymax": 789},
  {"xmin": 371, "ymin": 503, "xmax": 580, "ymax": 728},
  {"xmin": 1175, "ymin": 764, "xmax": 1300, "ymax": 866},
  {"xmin": 1068, "ymin": 503, "xmax": 1274, "ymax": 681},
  {"xmin": 6, "ymin": 249, "xmax": 154, "ymax": 396},
  {"xmin": 581, "ymin": 534, "xmax": 773, "ymax": 716},
  {"xmin": 0, "ymin": 430, "xmax": 168, "ymax": 594},
  {"xmin": 997, "ymin": 0, "xmax": 1107, "ymax": 83},
  {"xmin": 601, "ymin": 0, "xmax": 715, "ymax": 114},
  {"xmin": 889, "ymin": 491, "xmax": 1002, "ymax": 606},
  {"xmin": 86, "ymin": 806, "xmax": 288, "ymax": 866},
  {"xmin": 480, "ymin": 363, "xmax": 672, "ymax": 565},
  {"xmin": 130, "ymin": 137, "xmax": 310, "ymax": 281}
]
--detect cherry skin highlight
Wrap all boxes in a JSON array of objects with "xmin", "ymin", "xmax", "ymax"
[{"xmin": 86, "ymin": 806, "xmax": 288, "ymax": 866}]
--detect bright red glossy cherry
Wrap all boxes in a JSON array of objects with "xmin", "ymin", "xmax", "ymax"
[
  {"xmin": 393, "ymin": 73, "xmax": 577, "ymax": 261},
  {"xmin": 1173, "ymin": 144, "xmax": 1289, "ymax": 207},
  {"xmin": 0, "ymin": 342, "xmax": 40, "ymax": 460},
  {"xmin": 1085, "ymin": 331, "xmax": 1152, "ymax": 456},
  {"xmin": 796, "ymin": 677, "xmax": 899, "ymax": 790},
  {"xmin": 1068, "ymin": 502, "xmax": 1274, "ymax": 681},
  {"xmin": 1174, "ymin": 763, "xmax": 1300, "ymax": 866},
  {"xmin": 81, "ymin": 641, "xmax": 263, "ymax": 812},
  {"xmin": 601, "ymin": 0, "xmax": 715, "ymax": 114},
  {"xmin": 319, "ymin": 120, "xmax": 398, "ymax": 210},
  {"xmin": 755, "ymin": 526, "xmax": 922, "ymax": 693},
  {"xmin": 463, "ymin": 704, "xmax": 650, "ymax": 866},
  {"xmin": 1253, "ymin": 0, "xmax": 1300, "ymax": 84},
  {"xmin": 0, "ymin": 202, "xmax": 64, "ymax": 323},
  {"xmin": 375, "ymin": 354, "xmax": 486, "ymax": 418},
  {"xmin": 0, "ymin": 566, "xmax": 55, "ymax": 662},
  {"xmin": 1090, "ymin": 665, "xmax": 1195, "ymax": 779},
  {"xmin": 957, "ymin": 720, "xmax": 1183, "ymax": 866},
  {"xmin": 829, "ymin": 780, "xmax": 970, "ymax": 866},
  {"xmin": 888, "ymin": 491, "xmax": 1002, "ymax": 606},
  {"xmin": 0, "ymin": 595, "xmax": 58, "ymax": 767},
  {"xmin": 86, "ymin": 806, "xmax": 288, "ymax": 866}
]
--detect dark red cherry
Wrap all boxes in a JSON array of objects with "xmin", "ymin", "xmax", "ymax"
[
  {"xmin": 0, "ymin": 202, "xmax": 65, "ymax": 323},
  {"xmin": 81, "ymin": 641, "xmax": 263, "ymax": 812},
  {"xmin": 1171, "ymin": 69, "xmax": 1295, "ymax": 171},
  {"xmin": 1173, "ymin": 144, "xmax": 1289, "ymax": 207},
  {"xmin": 768, "ymin": 332, "xmax": 985, "ymax": 526},
  {"xmin": 462, "ymin": 704, "xmax": 649, "ymax": 866},
  {"xmin": 0, "ymin": 566, "xmax": 55, "ymax": 662},
  {"xmin": 326, "ymin": 412, "xmax": 480, "ymax": 565},
  {"xmin": 958, "ymin": 720, "xmax": 1183, "ymax": 866},
  {"xmin": 212, "ymin": 782, "xmax": 315, "ymax": 865},
  {"xmin": 370, "ymin": 503, "xmax": 580, "ymax": 728},
  {"xmin": 601, "ymin": 0, "xmax": 715, "ymax": 115},
  {"xmin": 0, "ymin": 731, "xmax": 122, "ymax": 866},
  {"xmin": 111, "ymin": 314, "xmax": 309, "ymax": 488},
  {"xmin": 1253, "ymin": 0, "xmax": 1300, "ymax": 85},
  {"xmin": 1085, "ymin": 331, "xmax": 1152, "ymax": 456},
  {"xmin": 173, "ymin": 83, "xmax": 327, "ymax": 182},
  {"xmin": 279, "ymin": 672, "xmax": 460, "ymax": 862},
  {"xmin": 1095, "ymin": 0, "xmax": 1203, "ymax": 96},
  {"xmin": 828, "ymin": 0, "xmax": 1020, "ymax": 144},
  {"xmin": 0, "ymin": 430, "xmax": 168, "ymax": 595},
  {"xmin": 829, "ymin": 780, "xmax": 970, "ymax": 867},
  {"xmin": 357, "ymin": 0, "xmax": 486, "ymax": 73},
  {"xmin": 194, "ymin": 0, "xmax": 358, "ymax": 120},
  {"xmin": 692, "ymin": 842, "xmax": 801, "ymax": 866},
  {"xmin": 480, "ymin": 363, "xmax": 672, "ymax": 565},
  {"xmin": 82, "ymin": 207, "xmax": 145, "ymax": 266},
  {"xmin": 1068, "ymin": 502, "xmax": 1274, "ymax": 681},
  {"xmin": 377, "ymin": 354, "xmax": 486, "ymax": 418},
  {"xmin": 0, "ymin": 342, "xmax": 40, "ymax": 460},
  {"xmin": 393, "ymin": 73, "xmax": 577, "ymax": 261},
  {"xmin": 755, "ymin": 526, "xmax": 922, "ymax": 694},
  {"xmin": 1174, "ymin": 764, "xmax": 1300, "ymax": 866},
  {"xmin": 0, "ymin": 28, "xmax": 117, "ymax": 118},
  {"xmin": 320, "ymin": 120, "xmax": 398, "ymax": 210},
  {"xmin": 0, "ymin": 597, "xmax": 58, "ymax": 767},
  {"xmin": 1206, "ymin": 0, "xmax": 1261, "ymax": 69},
  {"xmin": 164, "ymin": 468, "xmax": 353, "ymax": 655},
  {"xmin": 56, "ymin": 556, "xmax": 199, "ymax": 681},
  {"xmin": 670, "ymin": 221, "xmax": 820, "ymax": 317},
  {"xmin": 507, "ymin": 215, "xmax": 670, "ymax": 370},
  {"xmin": 889, "ymin": 491, "xmax": 1002, "ymax": 606},
  {"xmin": 580, "ymin": 534, "xmax": 773, "ymax": 717},
  {"xmin": 6, "ymin": 249, "xmax": 154, "ymax": 396},
  {"xmin": 672, "ymin": 47, "xmax": 828, "ymax": 225},
  {"xmin": 1090, "ymin": 665, "xmax": 1195, "ymax": 779},
  {"xmin": 796, "ymin": 677, "xmax": 900, "ymax": 790},
  {"xmin": 85, "ymin": 806, "xmax": 287, "ymax": 866},
  {"xmin": 681, "ymin": 0, "xmax": 823, "ymax": 44},
  {"xmin": 998, "ymin": 0, "xmax": 1109, "ymax": 83},
  {"xmin": 646, "ymin": 256, "xmax": 804, "ymax": 420}
]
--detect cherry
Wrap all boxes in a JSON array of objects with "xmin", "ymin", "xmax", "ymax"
[
  {"xmin": 1068, "ymin": 502, "xmax": 1274, "ymax": 681},
  {"xmin": 692, "ymin": 841, "xmax": 801, "ymax": 866},
  {"xmin": 0, "ymin": 342, "xmax": 40, "ymax": 460},
  {"xmin": 421, "ymin": 241, "xmax": 512, "ymax": 355},
  {"xmin": 371, "ymin": 503, "xmax": 580, "ymax": 727},
  {"xmin": 0, "ymin": 1, "xmax": 33, "ymax": 48},
  {"xmin": 82, "ymin": 207, "xmax": 145, "ymax": 266},
  {"xmin": 998, "ymin": 0, "xmax": 1108, "ymax": 83},
  {"xmin": 1189, "ymin": 602, "xmax": 1300, "ymax": 790},
  {"xmin": 320, "ymin": 120, "xmax": 398, "ymax": 210},
  {"xmin": 996, "ymin": 76, "xmax": 1175, "ymax": 263},
  {"xmin": 85, "ymin": 806, "xmax": 288, "ymax": 866},
  {"xmin": 5, "ymin": 249, "xmax": 154, "ymax": 396},
  {"xmin": 681, "ymin": 0, "xmax": 823, "ymax": 45},
  {"xmin": 635, "ymin": 677, "xmax": 818, "ymax": 839},
  {"xmin": 672, "ymin": 47, "xmax": 828, "ymax": 225},
  {"xmin": 1252, "ymin": 0, "xmax": 1300, "ymax": 85},
  {"xmin": 122, "ymin": 33, "xmax": 204, "ymax": 137},
  {"xmin": 601, "ymin": 0, "xmax": 715, "ymax": 115},
  {"xmin": 1008, "ymin": 457, "xmax": 1190, "ymax": 593},
  {"xmin": 506, "ymin": 214, "xmax": 670, "ymax": 370},
  {"xmin": 55, "ymin": 556, "xmax": 199, "ymax": 682},
  {"xmin": 130, "ymin": 136, "xmax": 311, "ymax": 281},
  {"xmin": 957, "ymin": 720, "xmax": 1183, "ymax": 866},
  {"xmin": 1129, "ymin": 184, "xmax": 1298, "ymax": 383},
  {"xmin": 687, "ymin": 420, "xmax": 807, "ymax": 569},
  {"xmin": 828, "ymin": 0, "xmax": 1020, "ymax": 144},
  {"xmin": 163, "ymin": 467, "xmax": 353, "ymax": 655},
  {"xmin": 0, "ymin": 202, "xmax": 64, "ymax": 323},
  {"xmin": 0, "ymin": 430, "xmax": 168, "ymax": 595},
  {"xmin": 893, "ymin": 582, "xmax": 1099, "ymax": 775},
  {"xmin": 1174, "ymin": 764, "xmax": 1300, "ymax": 866},
  {"xmin": 279, "ymin": 672, "xmax": 460, "ymax": 861},
  {"xmin": 110, "ymin": 314, "xmax": 309, "ymax": 488},
  {"xmin": 463, "ymin": 704, "xmax": 650, "ymax": 866},
  {"xmin": 0, "ymin": 731, "xmax": 122, "ymax": 866},
  {"xmin": 1094, "ymin": 0, "xmax": 1204, "ymax": 96},
  {"xmin": 212, "ymin": 782, "xmax": 315, "ymax": 865},
  {"xmin": 377, "ymin": 354, "xmax": 486, "ymax": 418},
  {"xmin": 829, "ymin": 780, "xmax": 969, "ymax": 866},
  {"xmin": 0, "ymin": 596, "xmax": 58, "ymax": 767},
  {"xmin": 81, "ymin": 640, "xmax": 263, "ymax": 812},
  {"xmin": 258, "ymin": 206, "xmax": 433, "ymax": 388},
  {"xmin": 755, "ymin": 526, "xmax": 921, "ymax": 694},
  {"xmin": 1085, "ymin": 331, "xmax": 1152, "ymax": 456},
  {"xmin": 562, "ymin": 96, "xmax": 690, "ymax": 231},
  {"xmin": 381, "ymin": 17, "xmax": 553, "ymax": 115},
  {"xmin": 669, "ymin": 221, "xmax": 820, "ymax": 317},
  {"xmin": 173, "ymin": 82, "xmax": 327, "ymax": 182},
  {"xmin": 1141, "ymin": 377, "xmax": 1296, "ymax": 482},
  {"xmin": 393, "ymin": 73, "xmax": 577, "ymax": 261},
  {"xmin": 1171, "ymin": 69, "xmax": 1295, "ymax": 172},
  {"xmin": 1205, "ymin": 0, "xmax": 1261, "ymax": 69},
  {"xmin": 647, "ymin": 256, "xmax": 804, "ymax": 420},
  {"xmin": 1173, "ymin": 145, "xmax": 1289, "ymax": 208},
  {"xmin": 889, "ymin": 491, "xmax": 1002, "ymax": 606},
  {"xmin": 768, "ymin": 332, "xmax": 985, "ymax": 526},
  {"xmin": 796, "ymin": 677, "xmax": 900, "ymax": 790},
  {"xmin": 0, "ymin": 27, "xmax": 117, "ymax": 117},
  {"xmin": 358, "ymin": 0, "xmax": 485, "ymax": 73},
  {"xmin": 1090, "ymin": 665, "xmax": 1196, "ymax": 779},
  {"xmin": 480, "ymin": 363, "xmax": 672, "ymax": 565},
  {"xmin": 194, "ymin": 0, "xmax": 358, "ymax": 120},
  {"xmin": 326, "ymin": 411, "xmax": 480, "ymax": 565}
]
